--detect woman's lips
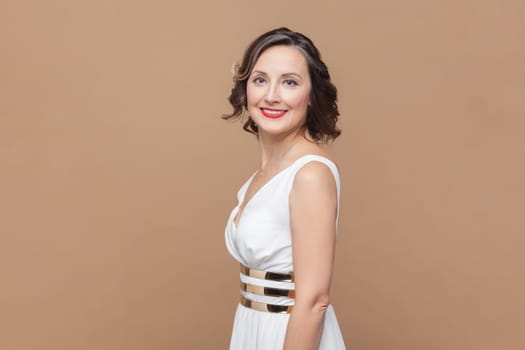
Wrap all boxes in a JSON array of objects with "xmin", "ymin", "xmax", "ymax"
[{"xmin": 260, "ymin": 108, "xmax": 287, "ymax": 119}]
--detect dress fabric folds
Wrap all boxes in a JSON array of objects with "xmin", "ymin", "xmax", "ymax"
[{"xmin": 224, "ymin": 155, "xmax": 346, "ymax": 349}]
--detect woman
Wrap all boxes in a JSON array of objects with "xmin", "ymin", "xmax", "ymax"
[{"xmin": 223, "ymin": 27, "xmax": 346, "ymax": 350}]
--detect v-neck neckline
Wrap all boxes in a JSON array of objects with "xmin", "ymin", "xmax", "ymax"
[{"xmin": 232, "ymin": 154, "xmax": 316, "ymax": 228}]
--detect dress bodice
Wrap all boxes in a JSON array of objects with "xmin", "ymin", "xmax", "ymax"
[{"xmin": 224, "ymin": 154, "xmax": 341, "ymax": 274}]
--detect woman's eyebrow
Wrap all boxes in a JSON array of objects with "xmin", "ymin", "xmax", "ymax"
[
  {"xmin": 251, "ymin": 70, "xmax": 303, "ymax": 80},
  {"xmin": 282, "ymin": 73, "xmax": 303, "ymax": 80},
  {"xmin": 251, "ymin": 70, "xmax": 268, "ymax": 76}
]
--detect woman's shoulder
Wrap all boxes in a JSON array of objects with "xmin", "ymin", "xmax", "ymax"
[
  {"xmin": 289, "ymin": 158, "xmax": 339, "ymax": 212},
  {"xmin": 293, "ymin": 158, "xmax": 338, "ymax": 186},
  {"xmin": 295, "ymin": 145, "xmax": 338, "ymax": 171},
  {"xmin": 289, "ymin": 150, "xmax": 339, "ymax": 190}
]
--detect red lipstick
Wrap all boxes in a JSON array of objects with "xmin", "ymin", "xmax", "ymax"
[{"xmin": 260, "ymin": 108, "xmax": 287, "ymax": 119}]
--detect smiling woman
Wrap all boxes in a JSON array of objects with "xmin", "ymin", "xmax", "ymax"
[
  {"xmin": 222, "ymin": 27, "xmax": 346, "ymax": 350},
  {"xmin": 223, "ymin": 27, "xmax": 340, "ymax": 143},
  {"xmin": 246, "ymin": 45, "xmax": 312, "ymax": 138}
]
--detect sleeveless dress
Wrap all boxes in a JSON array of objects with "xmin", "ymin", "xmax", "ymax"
[{"xmin": 224, "ymin": 154, "xmax": 346, "ymax": 349}]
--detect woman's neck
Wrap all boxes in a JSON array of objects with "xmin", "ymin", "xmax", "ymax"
[{"xmin": 258, "ymin": 131, "xmax": 307, "ymax": 172}]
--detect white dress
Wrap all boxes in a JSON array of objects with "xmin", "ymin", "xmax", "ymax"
[{"xmin": 225, "ymin": 154, "xmax": 346, "ymax": 349}]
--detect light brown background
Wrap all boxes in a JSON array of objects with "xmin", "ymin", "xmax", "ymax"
[{"xmin": 1, "ymin": 0, "xmax": 524, "ymax": 349}]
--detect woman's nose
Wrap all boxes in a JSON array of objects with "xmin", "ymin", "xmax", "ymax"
[{"xmin": 264, "ymin": 83, "xmax": 281, "ymax": 104}]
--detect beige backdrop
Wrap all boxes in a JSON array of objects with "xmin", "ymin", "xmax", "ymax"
[{"xmin": 1, "ymin": 0, "xmax": 524, "ymax": 349}]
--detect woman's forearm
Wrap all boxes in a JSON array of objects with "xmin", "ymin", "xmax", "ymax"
[{"xmin": 283, "ymin": 301, "xmax": 329, "ymax": 350}]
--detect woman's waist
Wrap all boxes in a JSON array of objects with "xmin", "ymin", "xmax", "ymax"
[{"xmin": 238, "ymin": 264, "xmax": 295, "ymax": 313}]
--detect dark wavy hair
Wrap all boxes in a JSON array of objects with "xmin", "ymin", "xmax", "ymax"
[{"xmin": 222, "ymin": 27, "xmax": 341, "ymax": 142}]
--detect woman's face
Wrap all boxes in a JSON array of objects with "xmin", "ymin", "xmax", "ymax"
[{"xmin": 246, "ymin": 45, "xmax": 311, "ymax": 138}]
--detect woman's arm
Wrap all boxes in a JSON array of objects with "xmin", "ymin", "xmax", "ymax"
[{"xmin": 283, "ymin": 161, "xmax": 338, "ymax": 350}]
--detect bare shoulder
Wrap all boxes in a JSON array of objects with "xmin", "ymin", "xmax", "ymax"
[
  {"xmin": 290, "ymin": 141, "xmax": 339, "ymax": 189},
  {"xmin": 293, "ymin": 160, "xmax": 338, "ymax": 192},
  {"xmin": 290, "ymin": 157, "xmax": 338, "ymax": 223}
]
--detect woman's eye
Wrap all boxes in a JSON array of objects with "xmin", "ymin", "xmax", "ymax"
[
  {"xmin": 253, "ymin": 77, "xmax": 266, "ymax": 84},
  {"xmin": 283, "ymin": 79, "xmax": 298, "ymax": 87}
]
